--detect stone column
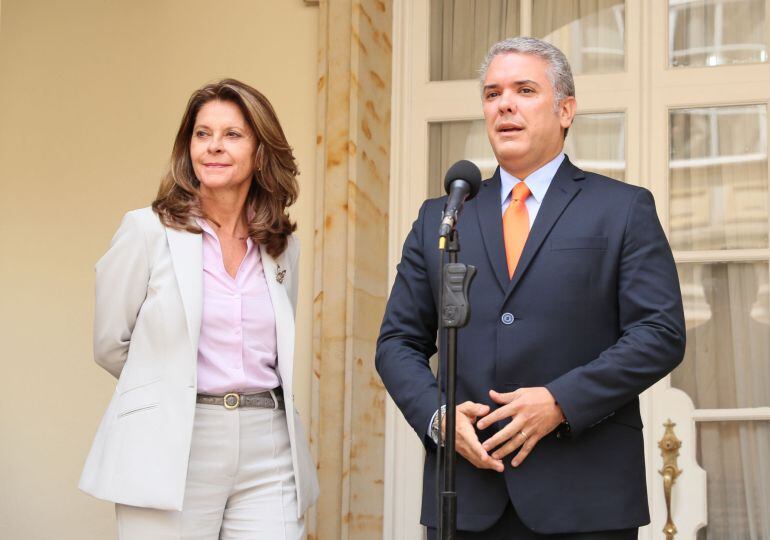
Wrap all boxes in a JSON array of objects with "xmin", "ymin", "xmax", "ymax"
[{"xmin": 309, "ymin": 0, "xmax": 392, "ymax": 538}]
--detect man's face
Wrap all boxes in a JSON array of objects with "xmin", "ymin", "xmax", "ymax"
[{"xmin": 482, "ymin": 53, "xmax": 576, "ymax": 179}]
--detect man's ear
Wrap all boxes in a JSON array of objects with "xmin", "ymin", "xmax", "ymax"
[{"xmin": 559, "ymin": 96, "xmax": 577, "ymax": 130}]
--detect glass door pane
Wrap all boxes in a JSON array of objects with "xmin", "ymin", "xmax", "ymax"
[
  {"xmin": 429, "ymin": 0, "xmax": 520, "ymax": 81},
  {"xmin": 671, "ymin": 262, "xmax": 770, "ymax": 540},
  {"xmin": 669, "ymin": 104, "xmax": 769, "ymax": 251},
  {"xmin": 428, "ymin": 120, "xmax": 493, "ymax": 196},
  {"xmin": 672, "ymin": 262, "xmax": 770, "ymax": 410},
  {"xmin": 533, "ymin": 0, "xmax": 626, "ymax": 74},
  {"xmin": 696, "ymin": 421, "xmax": 770, "ymax": 539},
  {"xmin": 669, "ymin": 0, "xmax": 768, "ymax": 68},
  {"xmin": 564, "ymin": 112, "xmax": 625, "ymax": 180},
  {"xmin": 669, "ymin": 100, "xmax": 770, "ymax": 539}
]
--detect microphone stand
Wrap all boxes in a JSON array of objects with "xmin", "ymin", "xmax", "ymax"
[{"xmin": 437, "ymin": 228, "xmax": 475, "ymax": 540}]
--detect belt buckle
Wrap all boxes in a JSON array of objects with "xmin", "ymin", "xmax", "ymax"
[{"xmin": 223, "ymin": 392, "xmax": 240, "ymax": 410}]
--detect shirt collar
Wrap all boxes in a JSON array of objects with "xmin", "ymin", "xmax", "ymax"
[
  {"xmin": 195, "ymin": 217, "xmax": 254, "ymax": 249},
  {"xmin": 499, "ymin": 152, "xmax": 565, "ymax": 205},
  {"xmin": 196, "ymin": 217, "xmax": 216, "ymax": 238}
]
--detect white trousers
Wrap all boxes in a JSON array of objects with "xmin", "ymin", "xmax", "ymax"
[{"xmin": 116, "ymin": 403, "xmax": 305, "ymax": 540}]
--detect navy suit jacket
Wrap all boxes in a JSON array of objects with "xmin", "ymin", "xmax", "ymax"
[{"xmin": 376, "ymin": 157, "xmax": 686, "ymax": 534}]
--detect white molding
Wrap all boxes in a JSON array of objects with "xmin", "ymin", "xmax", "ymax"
[
  {"xmin": 640, "ymin": 5, "xmax": 657, "ymax": 538},
  {"xmin": 383, "ymin": 400, "xmax": 426, "ymax": 540},
  {"xmin": 383, "ymin": 1, "xmax": 426, "ymax": 539},
  {"xmin": 674, "ymin": 249, "xmax": 770, "ymax": 263},
  {"xmin": 692, "ymin": 407, "xmax": 770, "ymax": 421},
  {"xmin": 520, "ymin": 0, "xmax": 532, "ymax": 36}
]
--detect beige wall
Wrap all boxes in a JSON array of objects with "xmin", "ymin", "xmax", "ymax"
[{"xmin": 0, "ymin": 1, "xmax": 318, "ymax": 538}]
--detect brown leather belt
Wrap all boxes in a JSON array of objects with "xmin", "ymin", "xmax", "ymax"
[{"xmin": 196, "ymin": 388, "xmax": 284, "ymax": 410}]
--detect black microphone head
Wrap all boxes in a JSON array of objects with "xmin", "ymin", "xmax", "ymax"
[{"xmin": 444, "ymin": 160, "xmax": 482, "ymax": 200}]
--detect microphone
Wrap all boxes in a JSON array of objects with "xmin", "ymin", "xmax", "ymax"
[{"xmin": 439, "ymin": 160, "xmax": 482, "ymax": 240}]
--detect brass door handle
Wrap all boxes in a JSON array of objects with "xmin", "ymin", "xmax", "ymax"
[{"xmin": 658, "ymin": 420, "xmax": 682, "ymax": 540}]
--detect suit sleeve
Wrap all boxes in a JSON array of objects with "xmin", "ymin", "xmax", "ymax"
[
  {"xmin": 545, "ymin": 189, "xmax": 686, "ymax": 437},
  {"xmin": 93, "ymin": 211, "xmax": 151, "ymax": 379},
  {"xmin": 376, "ymin": 201, "xmax": 442, "ymax": 448}
]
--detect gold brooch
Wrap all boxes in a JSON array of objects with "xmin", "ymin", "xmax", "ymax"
[{"xmin": 276, "ymin": 265, "xmax": 286, "ymax": 284}]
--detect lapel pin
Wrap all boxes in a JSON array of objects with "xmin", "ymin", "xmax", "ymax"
[{"xmin": 276, "ymin": 264, "xmax": 286, "ymax": 284}]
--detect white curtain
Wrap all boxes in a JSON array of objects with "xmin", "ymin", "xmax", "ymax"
[
  {"xmin": 430, "ymin": 0, "xmax": 520, "ymax": 81},
  {"xmin": 671, "ymin": 263, "xmax": 770, "ymax": 540},
  {"xmin": 669, "ymin": 106, "xmax": 768, "ymax": 251},
  {"xmin": 429, "ymin": 0, "xmax": 625, "ymax": 80},
  {"xmin": 669, "ymin": 0, "xmax": 766, "ymax": 68},
  {"xmin": 564, "ymin": 112, "xmax": 625, "ymax": 180},
  {"xmin": 532, "ymin": 0, "xmax": 625, "ymax": 75},
  {"xmin": 428, "ymin": 121, "xmax": 495, "ymax": 195}
]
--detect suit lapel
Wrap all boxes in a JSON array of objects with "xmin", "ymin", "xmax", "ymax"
[
  {"xmin": 504, "ymin": 158, "xmax": 585, "ymax": 300},
  {"xmin": 475, "ymin": 168, "xmax": 509, "ymax": 293},
  {"xmin": 166, "ymin": 227, "xmax": 203, "ymax": 350},
  {"xmin": 260, "ymin": 245, "xmax": 295, "ymax": 394}
]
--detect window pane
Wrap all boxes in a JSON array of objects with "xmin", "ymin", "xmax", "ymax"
[
  {"xmin": 428, "ymin": 121, "xmax": 493, "ymax": 197},
  {"xmin": 565, "ymin": 112, "xmax": 625, "ymax": 181},
  {"xmin": 430, "ymin": 0, "xmax": 520, "ymax": 81},
  {"xmin": 427, "ymin": 113, "xmax": 626, "ymax": 196},
  {"xmin": 669, "ymin": 105, "xmax": 768, "ymax": 251},
  {"xmin": 695, "ymin": 421, "xmax": 770, "ymax": 539},
  {"xmin": 670, "ymin": 0, "xmax": 767, "ymax": 68},
  {"xmin": 671, "ymin": 262, "xmax": 770, "ymax": 409},
  {"xmin": 532, "ymin": 0, "xmax": 625, "ymax": 75}
]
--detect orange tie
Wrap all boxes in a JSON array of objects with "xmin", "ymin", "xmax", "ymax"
[{"xmin": 503, "ymin": 182, "xmax": 531, "ymax": 278}]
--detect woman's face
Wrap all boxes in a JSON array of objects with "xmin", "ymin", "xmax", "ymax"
[{"xmin": 190, "ymin": 100, "xmax": 257, "ymax": 193}]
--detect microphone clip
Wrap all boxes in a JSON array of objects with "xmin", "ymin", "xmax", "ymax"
[
  {"xmin": 441, "ymin": 262, "xmax": 476, "ymax": 328},
  {"xmin": 438, "ymin": 212, "xmax": 457, "ymax": 242}
]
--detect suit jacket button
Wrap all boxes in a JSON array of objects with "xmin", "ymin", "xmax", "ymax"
[{"xmin": 501, "ymin": 313, "xmax": 515, "ymax": 325}]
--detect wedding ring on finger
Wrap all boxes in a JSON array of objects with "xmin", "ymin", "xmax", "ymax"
[{"xmin": 519, "ymin": 430, "xmax": 528, "ymax": 440}]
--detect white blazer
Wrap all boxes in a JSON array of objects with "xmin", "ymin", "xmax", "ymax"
[{"xmin": 79, "ymin": 207, "xmax": 319, "ymax": 517}]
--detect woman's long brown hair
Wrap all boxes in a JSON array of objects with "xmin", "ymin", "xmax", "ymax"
[{"xmin": 152, "ymin": 79, "xmax": 298, "ymax": 257}]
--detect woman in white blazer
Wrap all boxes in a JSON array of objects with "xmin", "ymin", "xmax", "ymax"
[{"xmin": 80, "ymin": 79, "xmax": 319, "ymax": 539}]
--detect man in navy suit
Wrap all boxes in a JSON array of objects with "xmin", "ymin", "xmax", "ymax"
[{"xmin": 376, "ymin": 37, "xmax": 686, "ymax": 539}]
